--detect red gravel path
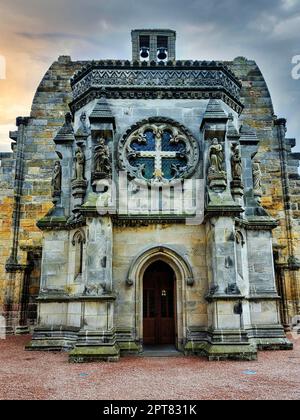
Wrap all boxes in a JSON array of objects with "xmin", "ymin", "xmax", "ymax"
[{"xmin": 0, "ymin": 334, "xmax": 299, "ymax": 400}]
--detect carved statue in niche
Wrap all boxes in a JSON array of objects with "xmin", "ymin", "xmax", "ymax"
[
  {"xmin": 93, "ymin": 137, "xmax": 111, "ymax": 179},
  {"xmin": 207, "ymin": 138, "xmax": 227, "ymax": 191},
  {"xmin": 65, "ymin": 112, "xmax": 72, "ymax": 125},
  {"xmin": 76, "ymin": 112, "xmax": 89, "ymax": 137},
  {"xmin": 252, "ymin": 160, "xmax": 262, "ymax": 199},
  {"xmin": 51, "ymin": 161, "xmax": 62, "ymax": 198},
  {"xmin": 80, "ymin": 111, "xmax": 87, "ymax": 126},
  {"xmin": 83, "ymin": 283, "xmax": 102, "ymax": 296},
  {"xmin": 74, "ymin": 148, "xmax": 85, "ymax": 180},
  {"xmin": 231, "ymin": 143, "xmax": 242, "ymax": 180},
  {"xmin": 209, "ymin": 138, "xmax": 224, "ymax": 174},
  {"xmin": 73, "ymin": 147, "xmax": 86, "ymax": 181}
]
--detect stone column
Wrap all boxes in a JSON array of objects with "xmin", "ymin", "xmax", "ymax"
[
  {"xmin": 205, "ymin": 216, "xmax": 257, "ymax": 361},
  {"xmin": 69, "ymin": 216, "xmax": 120, "ymax": 362},
  {"xmin": 275, "ymin": 118, "xmax": 300, "ymax": 318},
  {"xmin": 5, "ymin": 117, "xmax": 30, "ymax": 333},
  {"xmin": 149, "ymin": 34, "xmax": 157, "ymax": 62},
  {"xmin": 245, "ymin": 223, "xmax": 293, "ymax": 350}
]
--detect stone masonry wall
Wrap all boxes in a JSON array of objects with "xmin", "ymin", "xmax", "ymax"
[
  {"xmin": 228, "ymin": 57, "xmax": 300, "ymax": 322},
  {"xmin": 0, "ymin": 152, "xmax": 15, "ymax": 307},
  {"xmin": 0, "ymin": 55, "xmax": 299, "ymax": 327},
  {"xmin": 0, "ymin": 57, "xmax": 84, "ymax": 324}
]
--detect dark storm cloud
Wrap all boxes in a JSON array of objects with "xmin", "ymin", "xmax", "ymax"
[
  {"xmin": 16, "ymin": 32, "xmax": 100, "ymax": 46},
  {"xmin": 17, "ymin": 32, "xmax": 91, "ymax": 41},
  {"xmin": 0, "ymin": 0, "xmax": 299, "ymax": 150}
]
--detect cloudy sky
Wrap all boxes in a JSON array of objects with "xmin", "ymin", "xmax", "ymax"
[{"xmin": 0, "ymin": 0, "xmax": 299, "ymax": 152}]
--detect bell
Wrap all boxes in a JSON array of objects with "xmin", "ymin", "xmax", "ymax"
[
  {"xmin": 157, "ymin": 48, "xmax": 167, "ymax": 60},
  {"xmin": 140, "ymin": 47, "xmax": 149, "ymax": 59}
]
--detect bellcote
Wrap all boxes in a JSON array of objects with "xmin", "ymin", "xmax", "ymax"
[{"xmin": 131, "ymin": 29, "xmax": 176, "ymax": 62}]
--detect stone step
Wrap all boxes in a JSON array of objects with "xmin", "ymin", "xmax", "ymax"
[
  {"xmin": 15, "ymin": 326, "xmax": 30, "ymax": 335},
  {"xmin": 141, "ymin": 346, "xmax": 183, "ymax": 357}
]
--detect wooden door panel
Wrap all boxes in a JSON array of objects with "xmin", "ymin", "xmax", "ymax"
[
  {"xmin": 159, "ymin": 319, "xmax": 175, "ymax": 344},
  {"xmin": 143, "ymin": 319, "xmax": 156, "ymax": 344},
  {"xmin": 143, "ymin": 261, "xmax": 175, "ymax": 346}
]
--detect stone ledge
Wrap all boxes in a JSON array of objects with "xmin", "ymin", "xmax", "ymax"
[
  {"xmin": 247, "ymin": 294, "xmax": 281, "ymax": 300},
  {"xmin": 276, "ymin": 262, "xmax": 300, "ymax": 271},
  {"xmin": 69, "ymin": 345, "xmax": 120, "ymax": 363},
  {"xmin": 118, "ymin": 342, "xmax": 141, "ymax": 354},
  {"xmin": 204, "ymin": 343, "xmax": 258, "ymax": 361},
  {"xmin": 25, "ymin": 339, "xmax": 75, "ymax": 352},
  {"xmin": 205, "ymin": 204, "xmax": 244, "ymax": 217},
  {"xmin": 236, "ymin": 217, "xmax": 278, "ymax": 231},
  {"xmin": 206, "ymin": 293, "xmax": 245, "ymax": 302},
  {"xmin": 5, "ymin": 263, "xmax": 29, "ymax": 273},
  {"xmin": 252, "ymin": 338, "xmax": 293, "ymax": 351},
  {"xmin": 37, "ymin": 216, "xmax": 68, "ymax": 231},
  {"xmin": 185, "ymin": 341, "xmax": 257, "ymax": 361},
  {"xmin": 36, "ymin": 294, "xmax": 116, "ymax": 302}
]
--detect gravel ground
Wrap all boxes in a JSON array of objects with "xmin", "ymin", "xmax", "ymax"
[{"xmin": 0, "ymin": 334, "xmax": 299, "ymax": 400}]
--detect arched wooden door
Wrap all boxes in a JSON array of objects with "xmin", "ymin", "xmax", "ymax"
[{"xmin": 143, "ymin": 261, "xmax": 176, "ymax": 345}]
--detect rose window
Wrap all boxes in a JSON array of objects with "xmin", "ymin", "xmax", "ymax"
[{"xmin": 119, "ymin": 120, "xmax": 199, "ymax": 185}]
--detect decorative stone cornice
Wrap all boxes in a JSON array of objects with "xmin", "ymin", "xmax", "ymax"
[
  {"xmin": 71, "ymin": 60, "xmax": 241, "ymax": 86},
  {"xmin": 37, "ymin": 214, "xmax": 86, "ymax": 231},
  {"xmin": 205, "ymin": 205, "xmax": 244, "ymax": 218},
  {"xmin": 70, "ymin": 90, "xmax": 243, "ymax": 115},
  {"xmin": 235, "ymin": 217, "xmax": 278, "ymax": 231},
  {"xmin": 69, "ymin": 61, "xmax": 243, "ymax": 114}
]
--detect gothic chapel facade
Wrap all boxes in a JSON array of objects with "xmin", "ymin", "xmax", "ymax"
[{"xmin": 0, "ymin": 30, "xmax": 299, "ymax": 361}]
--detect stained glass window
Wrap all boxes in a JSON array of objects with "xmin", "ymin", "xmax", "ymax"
[
  {"xmin": 121, "ymin": 121, "xmax": 199, "ymax": 184},
  {"xmin": 128, "ymin": 129, "xmax": 187, "ymax": 181}
]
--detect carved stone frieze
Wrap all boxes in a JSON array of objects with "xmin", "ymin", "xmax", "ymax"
[{"xmin": 71, "ymin": 68, "xmax": 241, "ymax": 102}]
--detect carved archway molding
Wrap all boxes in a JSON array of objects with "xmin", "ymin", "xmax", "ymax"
[
  {"xmin": 71, "ymin": 229, "xmax": 86, "ymax": 246},
  {"xmin": 126, "ymin": 245, "xmax": 194, "ymax": 350},
  {"xmin": 126, "ymin": 245, "xmax": 195, "ymax": 287}
]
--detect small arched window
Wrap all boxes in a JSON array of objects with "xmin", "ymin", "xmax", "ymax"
[
  {"xmin": 235, "ymin": 231, "xmax": 245, "ymax": 279},
  {"xmin": 72, "ymin": 230, "xmax": 86, "ymax": 279}
]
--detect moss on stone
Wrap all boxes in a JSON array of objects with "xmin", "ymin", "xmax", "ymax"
[
  {"xmin": 118, "ymin": 342, "xmax": 141, "ymax": 353},
  {"xmin": 69, "ymin": 345, "xmax": 120, "ymax": 363}
]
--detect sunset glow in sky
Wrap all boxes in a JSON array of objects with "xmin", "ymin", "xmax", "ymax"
[{"xmin": 0, "ymin": 0, "xmax": 299, "ymax": 152}]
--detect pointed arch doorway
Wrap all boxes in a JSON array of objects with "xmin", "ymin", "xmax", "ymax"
[{"xmin": 143, "ymin": 260, "xmax": 176, "ymax": 345}]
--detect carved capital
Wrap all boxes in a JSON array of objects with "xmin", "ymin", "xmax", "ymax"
[
  {"xmin": 16, "ymin": 117, "xmax": 29, "ymax": 127},
  {"xmin": 274, "ymin": 118, "xmax": 287, "ymax": 128}
]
